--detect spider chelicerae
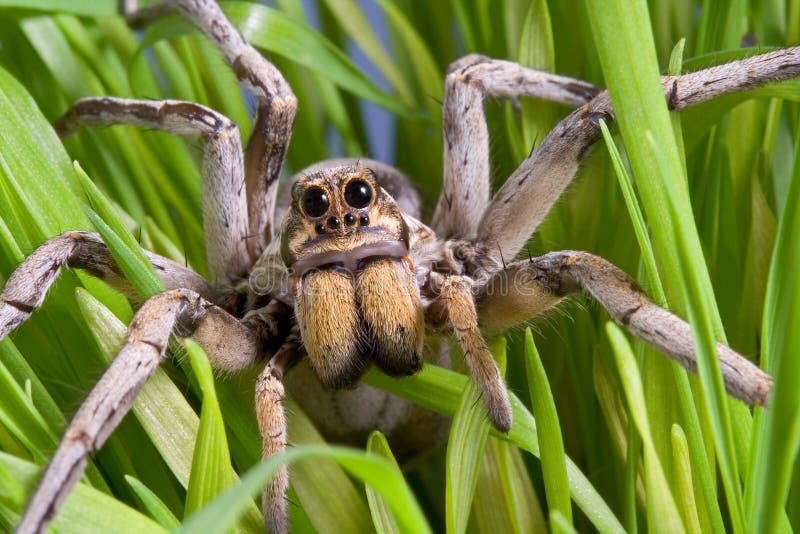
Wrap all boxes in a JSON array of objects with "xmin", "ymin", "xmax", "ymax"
[{"xmin": 1, "ymin": 1, "xmax": 797, "ymax": 532}]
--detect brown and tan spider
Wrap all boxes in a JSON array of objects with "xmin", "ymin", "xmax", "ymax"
[{"xmin": 1, "ymin": 0, "xmax": 796, "ymax": 532}]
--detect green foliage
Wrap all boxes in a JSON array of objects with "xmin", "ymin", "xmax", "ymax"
[
  {"xmin": 446, "ymin": 339, "xmax": 505, "ymax": 534},
  {"xmin": 364, "ymin": 431, "xmax": 404, "ymax": 534},
  {"xmin": 524, "ymin": 330, "xmax": 572, "ymax": 527},
  {"xmin": 0, "ymin": 1, "xmax": 798, "ymax": 532}
]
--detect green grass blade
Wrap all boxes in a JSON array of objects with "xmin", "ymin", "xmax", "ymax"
[
  {"xmin": 176, "ymin": 445, "xmax": 430, "ymax": 534},
  {"xmin": 86, "ymin": 208, "xmax": 163, "ymax": 298},
  {"xmin": 0, "ymin": 0, "xmax": 117, "ymax": 16},
  {"xmin": 606, "ymin": 322, "xmax": 685, "ymax": 533},
  {"xmin": 319, "ymin": 0, "xmax": 415, "ymax": 107},
  {"xmin": 600, "ymin": 91, "xmax": 726, "ymax": 534},
  {"xmin": 446, "ymin": 338, "xmax": 504, "ymax": 534},
  {"xmin": 19, "ymin": 16, "xmax": 94, "ymax": 99},
  {"xmin": 517, "ymin": 0, "xmax": 557, "ymax": 153},
  {"xmin": 496, "ymin": 440, "xmax": 546, "ymax": 532},
  {"xmin": 746, "ymin": 110, "xmax": 800, "ymax": 533},
  {"xmin": 472, "ymin": 438, "xmax": 545, "ymax": 534},
  {"xmin": 592, "ymin": 346, "xmax": 639, "ymax": 532},
  {"xmin": 75, "ymin": 287, "xmax": 198, "ymax": 489},
  {"xmin": 0, "ymin": 66, "xmax": 87, "ymax": 236},
  {"xmin": 585, "ymin": 0, "xmax": 698, "ymax": 310},
  {"xmin": 365, "ymin": 431, "xmax": 402, "ymax": 534},
  {"xmin": 602, "ymin": 114, "xmax": 723, "ymax": 531},
  {"xmin": 450, "ymin": 0, "xmax": 476, "ymax": 51},
  {"xmin": 470, "ymin": 342, "xmax": 543, "ymax": 533},
  {"xmin": 365, "ymin": 366, "xmax": 625, "ymax": 534},
  {"xmin": 283, "ymin": 396, "xmax": 373, "ymax": 534},
  {"xmin": 667, "ymin": 39, "xmax": 687, "ymax": 171},
  {"xmin": 599, "ymin": 120, "xmax": 665, "ymax": 303},
  {"xmin": 0, "ymin": 340, "xmax": 58, "ymax": 463},
  {"xmin": 671, "ymin": 425, "xmax": 702, "ymax": 533},
  {"xmin": 125, "ymin": 475, "xmax": 181, "ymax": 530},
  {"xmin": 551, "ymin": 511, "xmax": 578, "ymax": 534},
  {"xmin": 695, "ymin": 0, "xmax": 746, "ymax": 54},
  {"xmin": 76, "ymin": 162, "xmax": 164, "ymax": 299},
  {"xmin": 649, "ymin": 131, "xmax": 745, "ymax": 532},
  {"xmin": 523, "ymin": 329, "xmax": 571, "ymax": 527},
  {"xmin": 174, "ymin": 453, "xmax": 282, "ymax": 534},
  {"xmin": 0, "ymin": 338, "xmax": 65, "ymax": 441},
  {"xmin": 136, "ymin": 2, "xmax": 412, "ymax": 116},
  {"xmin": 0, "ymin": 452, "xmax": 166, "ymax": 534},
  {"xmin": 585, "ymin": 2, "xmax": 747, "ymax": 530},
  {"xmin": 375, "ymin": 0, "xmax": 443, "ymax": 122},
  {"xmin": 183, "ymin": 340, "xmax": 234, "ymax": 518}
]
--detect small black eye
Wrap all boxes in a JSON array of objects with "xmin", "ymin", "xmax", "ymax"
[
  {"xmin": 344, "ymin": 179, "xmax": 372, "ymax": 209},
  {"xmin": 301, "ymin": 187, "xmax": 329, "ymax": 218}
]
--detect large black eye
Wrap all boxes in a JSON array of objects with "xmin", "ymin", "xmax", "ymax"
[
  {"xmin": 301, "ymin": 187, "xmax": 329, "ymax": 218},
  {"xmin": 344, "ymin": 179, "xmax": 373, "ymax": 209}
]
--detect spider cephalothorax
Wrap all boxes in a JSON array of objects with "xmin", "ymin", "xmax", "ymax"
[
  {"xmin": 281, "ymin": 165, "xmax": 410, "ymax": 273},
  {"xmin": 0, "ymin": 1, "xmax": 795, "ymax": 533},
  {"xmin": 281, "ymin": 165, "xmax": 423, "ymax": 388}
]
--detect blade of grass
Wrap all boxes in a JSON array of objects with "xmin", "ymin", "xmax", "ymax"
[
  {"xmin": 550, "ymin": 510, "xmax": 577, "ymax": 534},
  {"xmin": 649, "ymin": 130, "xmax": 745, "ymax": 532},
  {"xmin": 136, "ymin": 2, "xmax": 413, "ymax": 116},
  {"xmin": 125, "ymin": 475, "xmax": 181, "ymax": 530},
  {"xmin": 0, "ymin": 66, "xmax": 87, "ymax": 235},
  {"xmin": 176, "ymin": 445, "xmax": 431, "ymax": 534},
  {"xmin": 523, "ymin": 329, "xmax": 571, "ymax": 526},
  {"xmin": 0, "ymin": 342, "xmax": 57, "ymax": 464},
  {"xmin": 592, "ymin": 345, "xmax": 641, "ymax": 532},
  {"xmin": 375, "ymin": 0, "xmax": 442, "ymax": 123},
  {"xmin": 319, "ymin": 0, "xmax": 415, "ymax": 107},
  {"xmin": 445, "ymin": 388, "xmax": 487, "ymax": 534},
  {"xmin": 495, "ymin": 440, "xmax": 545, "ymax": 532},
  {"xmin": 472, "ymin": 437, "xmax": 545, "ymax": 533},
  {"xmin": 365, "ymin": 366, "xmax": 625, "ymax": 534},
  {"xmin": 365, "ymin": 431, "xmax": 402, "ymax": 534},
  {"xmin": 0, "ymin": 0, "xmax": 117, "ymax": 15},
  {"xmin": 0, "ymin": 452, "xmax": 166, "ymax": 534},
  {"xmin": 0, "ymin": 339, "xmax": 65, "ymax": 448},
  {"xmin": 446, "ymin": 338, "xmax": 505, "ymax": 534},
  {"xmin": 517, "ymin": 0, "xmax": 557, "ymax": 153},
  {"xmin": 283, "ymin": 396, "xmax": 374, "ymax": 534},
  {"xmin": 599, "ymin": 120, "xmax": 664, "ymax": 301},
  {"xmin": 586, "ymin": 2, "xmax": 747, "ymax": 530},
  {"xmin": 600, "ymin": 118, "xmax": 725, "ymax": 533},
  {"xmin": 75, "ymin": 162, "xmax": 163, "ymax": 298},
  {"xmin": 606, "ymin": 322, "xmax": 685, "ymax": 533},
  {"xmin": 671, "ymin": 425, "xmax": 702, "ymax": 533},
  {"xmin": 20, "ymin": 16, "xmax": 94, "ymax": 98},
  {"xmin": 183, "ymin": 340, "xmax": 234, "ymax": 518},
  {"xmin": 694, "ymin": 0, "xmax": 746, "ymax": 54},
  {"xmin": 75, "ymin": 288, "xmax": 198, "ymax": 488},
  {"xmin": 472, "ymin": 439, "xmax": 513, "ymax": 533},
  {"xmin": 746, "ymin": 110, "xmax": 800, "ymax": 533}
]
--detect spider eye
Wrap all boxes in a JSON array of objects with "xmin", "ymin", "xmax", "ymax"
[
  {"xmin": 344, "ymin": 179, "xmax": 373, "ymax": 209},
  {"xmin": 301, "ymin": 187, "xmax": 329, "ymax": 218}
]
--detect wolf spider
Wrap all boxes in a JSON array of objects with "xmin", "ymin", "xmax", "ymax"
[{"xmin": 1, "ymin": 0, "xmax": 797, "ymax": 532}]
